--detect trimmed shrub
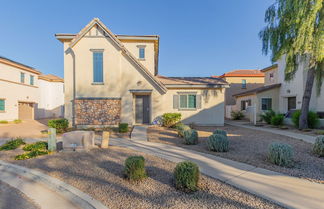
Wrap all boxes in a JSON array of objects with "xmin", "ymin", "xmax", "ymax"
[
  {"xmin": 48, "ymin": 119, "xmax": 69, "ymax": 133},
  {"xmin": 292, "ymin": 110, "xmax": 320, "ymax": 129},
  {"xmin": 313, "ymin": 136, "xmax": 324, "ymax": 157},
  {"xmin": 124, "ymin": 156, "xmax": 147, "ymax": 181},
  {"xmin": 213, "ymin": 129, "xmax": 227, "ymax": 137},
  {"xmin": 15, "ymin": 150, "xmax": 49, "ymax": 160},
  {"xmin": 270, "ymin": 114, "xmax": 284, "ymax": 126},
  {"xmin": 119, "ymin": 123, "xmax": 129, "ymax": 133},
  {"xmin": 0, "ymin": 138, "xmax": 25, "ymax": 151},
  {"xmin": 162, "ymin": 113, "xmax": 182, "ymax": 127},
  {"xmin": 174, "ymin": 161, "xmax": 200, "ymax": 192},
  {"xmin": 268, "ymin": 143, "xmax": 294, "ymax": 167},
  {"xmin": 0, "ymin": 120, "xmax": 8, "ymax": 124},
  {"xmin": 231, "ymin": 111, "xmax": 244, "ymax": 120},
  {"xmin": 23, "ymin": 141, "xmax": 48, "ymax": 151},
  {"xmin": 183, "ymin": 129, "xmax": 198, "ymax": 145},
  {"xmin": 207, "ymin": 134, "xmax": 229, "ymax": 152},
  {"xmin": 260, "ymin": 110, "xmax": 275, "ymax": 124},
  {"xmin": 176, "ymin": 124, "xmax": 191, "ymax": 137},
  {"xmin": 13, "ymin": 119, "xmax": 22, "ymax": 124}
]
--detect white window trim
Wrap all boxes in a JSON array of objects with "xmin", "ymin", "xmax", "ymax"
[
  {"xmin": 178, "ymin": 93, "xmax": 197, "ymax": 110},
  {"xmin": 261, "ymin": 97, "xmax": 272, "ymax": 111}
]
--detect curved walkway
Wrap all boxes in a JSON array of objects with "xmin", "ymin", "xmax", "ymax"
[
  {"xmin": 0, "ymin": 161, "xmax": 108, "ymax": 209},
  {"xmin": 119, "ymin": 134, "xmax": 324, "ymax": 209}
]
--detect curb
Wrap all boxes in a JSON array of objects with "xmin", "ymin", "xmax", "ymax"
[{"xmin": 0, "ymin": 160, "xmax": 108, "ymax": 209}]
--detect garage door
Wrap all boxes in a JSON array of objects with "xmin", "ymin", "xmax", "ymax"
[{"xmin": 18, "ymin": 102, "xmax": 34, "ymax": 120}]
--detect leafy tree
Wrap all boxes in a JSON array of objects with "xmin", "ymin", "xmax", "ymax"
[{"xmin": 260, "ymin": 0, "xmax": 324, "ymax": 129}]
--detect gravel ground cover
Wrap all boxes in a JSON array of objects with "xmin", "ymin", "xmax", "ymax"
[
  {"xmin": 148, "ymin": 125, "xmax": 324, "ymax": 184},
  {"xmin": 0, "ymin": 146, "xmax": 282, "ymax": 209},
  {"xmin": 0, "ymin": 181, "xmax": 40, "ymax": 209}
]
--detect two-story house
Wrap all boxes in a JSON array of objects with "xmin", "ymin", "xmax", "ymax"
[{"xmin": 55, "ymin": 18, "xmax": 229, "ymax": 127}]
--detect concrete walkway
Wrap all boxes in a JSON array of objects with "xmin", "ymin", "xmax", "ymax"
[
  {"xmin": 226, "ymin": 120, "xmax": 317, "ymax": 144},
  {"xmin": 130, "ymin": 125, "xmax": 148, "ymax": 141},
  {"xmin": 110, "ymin": 137, "xmax": 324, "ymax": 209},
  {"xmin": 0, "ymin": 161, "xmax": 108, "ymax": 209}
]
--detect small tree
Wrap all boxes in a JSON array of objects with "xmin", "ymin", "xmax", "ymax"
[{"xmin": 260, "ymin": 0, "xmax": 324, "ymax": 129}]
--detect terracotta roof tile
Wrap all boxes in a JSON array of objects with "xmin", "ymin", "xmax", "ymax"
[
  {"xmin": 213, "ymin": 69, "xmax": 264, "ymax": 78},
  {"xmin": 233, "ymin": 83, "xmax": 281, "ymax": 97},
  {"xmin": 157, "ymin": 75, "xmax": 228, "ymax": 85}
]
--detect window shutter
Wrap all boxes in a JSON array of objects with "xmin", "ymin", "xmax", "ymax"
[
  {"xmin": 196, "ymin": 95, "xmax": 201, "ymax": 109},
  {"xmin": 173, "ymin": 95, "xmax": 179, "ymax": 109}
]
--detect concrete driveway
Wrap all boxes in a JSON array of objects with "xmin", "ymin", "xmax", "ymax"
[{"xmin": 0, "ymin": 120, "xmax": 48, "ymax": 139}]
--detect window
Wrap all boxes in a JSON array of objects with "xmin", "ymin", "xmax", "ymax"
[
  {"xmin": 20, "ymin": 72, "xmax": 25, "ymax": 83},
  {"xmin": 179, "ymin": 94, "xmax": 196, "ymax": 109},
  {"xmin": 269, "ymin": 73, "xmax": 274, "ymax": 82},
  {"xmin": 30, "ymin": 75, "xmax": 34, "ymax": 85},
  {"xmin": 240, "ymin": 99, "xmax": 251, "ymax": 111},
  {"xmin": 93, "ymin": 52, "xmax": 103, "ymax": 83},
  {"xmin": 0, "ymin": 99, "xmax": 5, "ymax": 111},
  {"xmin": 139, "ymin": 47, "xmax": 145, "ymax": 59},
  {"xmin": 242, "ymin": 79, "xmax": 246, "ymax": 89},
  {"xmin": 261, "ymin": 98, "xmax": 272, "ymax": 111}
]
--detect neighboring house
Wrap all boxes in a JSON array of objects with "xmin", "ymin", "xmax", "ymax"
[
  {"xmin": 55, "ymin": 18, "xmax": 229, "ymax": 127},
  {"xmin": 0, "ymin": 56, "xmax": 64, "ymax": 121},
  {"xmin": 212, "ymin": 69, "xmax": 264, "ymax": 118}
]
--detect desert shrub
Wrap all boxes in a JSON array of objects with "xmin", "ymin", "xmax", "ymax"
[
  {"xmin": 183, "ymin": 129, "xmax": 198, "ymax": 145},
  {"xmin": 124, "ymin": 156, "xmax": 147, "ymax": 181},
  {"xmin": 0, "ymin": 120, "xmax": 8, "ymax": 124},
  {"xmin": 0, "ymin": 138, "xmax": 25, "ymax": 151},
  {"xmin": 48, "ymin": 119, "xmax": 69, "ymax": 133},
  {"xmin": 174, "ymin": 161, "xmax": 200, "ymax": 193},
  {"xmin": 162, "ymin": 113, "xmax": 182, "ymax": 127},
  {"xmin": 260, "ymin": 110, "xmax": 275, "ymax": 124},
  {"xmin": 292, "ymin": 110, "xmax": 320, "ymax": 129},
  {"xmin": 119, "ymin": 123, "xmax": 129, "ymax": 133},
  {"xmin": 231, "ymin": 111, "xmax": 244, "ymax": 120},
  {"xmin": 268, "ymin": 143, "xmax": 294, "ymax": 167},
  {"xmin": 13, "ymin": 119, "xmax": 22, "ymax": 124},
  {"xmin": 176, "ymin": 124, "xmax": 191, "ymax": 137},
  {"xmin": 23, "ymin": 141, "xmax": 48, "ymax": 151},
  {"xmin": 313, "ymin": 136, "xmax": 324, "ymax": 157},
  {"xmin": 207, "ymin": 134, "xmax": 229, "ymax": 152},
  {"xmin": 271, "ymin": 114, "xmax": 284, "ymax": 126},
  {"xmin": 15, "ymin": 150, "xmax": 49, "ymax": 160},
  {"xmin": 213, "ymin": 129, "xmax": 227, "ymax": 137}
]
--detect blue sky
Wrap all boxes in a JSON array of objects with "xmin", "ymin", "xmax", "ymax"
[{"xmin": 0, "ymin": 0, "xmax": 274, "ymax": 78}]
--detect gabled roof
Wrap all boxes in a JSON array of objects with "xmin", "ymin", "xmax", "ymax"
[
  {"xmin": 157, "ymin": 75, "xmax": 228, "ymax": 88},
  {"xmin": 39, "ymin": 74, "xmax": 64, "ymax": 83},
  {"xmin": 213, "ymin": 69, "xmax": 264, "ymax": 78},
  {"xmin": 0, "ymin": 56, "xmax": 41, "ymax": 75},
  {"xmin": 233, "ymin": 83, "xmax": 281, "ymax": 97},
  {"xmin": 56, "ymin": 18, "xmax": 166, "ymax": 93}
]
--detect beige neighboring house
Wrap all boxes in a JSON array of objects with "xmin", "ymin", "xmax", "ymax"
[
  {"xmin": 212, "ymin": 69, "xmax": 264, "ymax": 118},
  {"xmin": 0, "ymin": 56, "xmax": 64, "ymax": 121},
  {"xmin": 55, "ymin": 18, "xmax": 229, "ymax": 127}
]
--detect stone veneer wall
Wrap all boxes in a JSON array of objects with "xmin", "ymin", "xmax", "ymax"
[{"xmin": 75, "ymin": 98, "xmax": 121, "ymax": 125}]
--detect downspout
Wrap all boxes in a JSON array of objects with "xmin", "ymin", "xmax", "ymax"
[{"xmin": 65, "ymin": 47, "xmax": 76, "ymax": 128}]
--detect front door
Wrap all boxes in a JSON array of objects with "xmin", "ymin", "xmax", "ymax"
[
  {"xmin": 135, "ymin": 95, "xmax": 150, "ymax": 124},
  {"xmin": 287, "ymin": 97, "xmax": 296, "ymax": 111}
]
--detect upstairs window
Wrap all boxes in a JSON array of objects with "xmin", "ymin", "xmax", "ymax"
[
  {"xmin": 242, "ymin": 79, "xmax": 246, "ymax": 89},
  {"xmin": 30, "ymin": 75, "xmax": 34, "ymax": 85},
  {"xmin": 93, "ymin": 51, "xmax": 103, "ymax": 83},
  {"xmin": 20, "ymin": 72, "xmax": 25, "ymax": 83},
  {"xmin": 179, "ymin": 94, "xmax": 196, "ymax": 109},
  {"xmin": 269, "ymin": 72, "xmax": 274, "ymax": 82},
  {"xmin": 0, "ymin": 99, "xmax": 5, "ymax": 111},
  {"xmin": 138, "ymin": 46, "xmax": 145, "ymax": 59},
  {"xmin": 261, "ymin": 98, "xmax": 272, "ymax": 111}
]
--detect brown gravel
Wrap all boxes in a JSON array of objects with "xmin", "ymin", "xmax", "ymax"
[
  {"xmin": 148, "ymin": 125, "xmax": 324, "ymax": 184},
  {"xmin": 0, "ymin": 147, "xmax": 282, "ymax": 209}
]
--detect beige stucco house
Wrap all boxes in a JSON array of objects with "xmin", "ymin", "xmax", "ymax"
[
  {"xmin": 0, "ymin": 56, "xmax": 64, "ymax": 121},
  {"xmin": 55, "ymin": 18, "xmax": 228, "ymax": 127}
]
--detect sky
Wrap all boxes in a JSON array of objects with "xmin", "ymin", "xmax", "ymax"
[{"xmin": 0, "ymin": 0, "xmax": 274, "ymax": 78}]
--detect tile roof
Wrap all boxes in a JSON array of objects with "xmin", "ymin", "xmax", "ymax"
[
  {"xmin": 157, "ymin": 75, "xmax": 228, "ymax": 86},
  {"xmin": 233, "ymin": 83, "xmax": 281, "ymax": 97},
  {"xmin": 213, "ymin": 69, "xmax": 265, "ymax": 78},
  {"xmin": 39, "ymin": 74, "xmax": 64, "ymax": 82},
  {"xmin": 0, "ymin": 56, "xmax": 41, "ymax": 75}
]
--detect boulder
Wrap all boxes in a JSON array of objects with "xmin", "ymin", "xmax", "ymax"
[{"xmin": 62, "ymin": 131, "xmax": 95, "ymax": 151}]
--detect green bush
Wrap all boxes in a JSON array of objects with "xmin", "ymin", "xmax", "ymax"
[
  {"xmin": 207, "ymin": 134, "xmax": 229, "ymax": 152},
  {"xmin": 0, "ymin": 138, "xmax": 25, "ymax": 151},
  {"xmin": 15, "ymin": 150, "xmax": 49, "ymax": 160},
  {"xmin": 0, "ymin": 120, "xmax": 8, "ymax": 124},
  {"xmin": 271, "ymin": 114, "xmax": 284, "ymax": 126},
  {"xmin": 231, "ymin": 111, "xmax": 244, "ymax": 120},
  {"xmin": 23, "ymin": 141, "xmax": 48, "ymax": 151},
  {"xmin": 13, "ymin": 119, "xmax": 22, "ymax": 124},
  {"xmin": 124, "ymin": 156, "xmax": 147, "ymax": 181},
  {"xmin": 174, "ymin": 161, "xmax": 200, "ymax": 193},
  {"xmin": 48, "ymin": 119, "xmax": 69, "ymax": 133},
  {"xmin": 260, "ymin": 110, "xmax": 275, "ymax": 124},
  {"xmin": 162, "ymin": 113, "xmax": 182, "ymax": 128},
  {"xmin": 292, "ymin": 110, "xmax": 320, "ymax": 129},
  {"xmin": 213, "ymin": 129, "xmax": 227, "ymax": 137},
  {"xmin": 268, "ymin": 143, "xmax": 294, "ymax": 167},
  {"xmin": 183, "ymin": 129, "xmax": 198, "ymax": 145},
  {"xmin": 176, "ymin": 123, "xmax": 191, "ymax": 137},
  {"xmin": 313, "ymin": 136, "xmax": 324, "ymax": 157},
  {"xmin": 119, "ymin": 123, "xmax": 129, "ymax": 133}
]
